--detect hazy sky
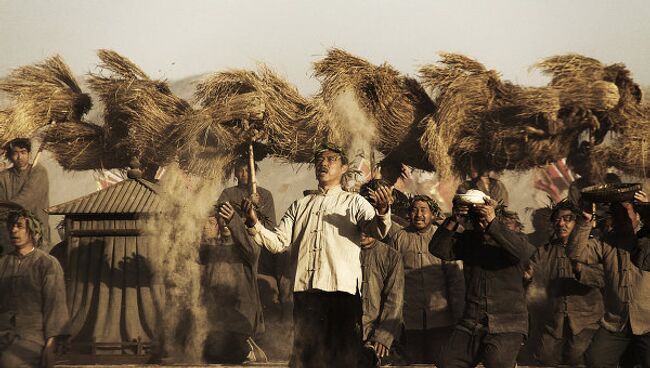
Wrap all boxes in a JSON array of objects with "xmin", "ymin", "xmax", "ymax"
[{"xmin": 1, "ymin": 0, "xmax": 649, "ymax": 94}]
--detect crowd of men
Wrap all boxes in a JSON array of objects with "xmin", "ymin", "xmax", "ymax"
[{"xmin": 0, "ymin": 137, "xmax": 649, "ymax": 368}]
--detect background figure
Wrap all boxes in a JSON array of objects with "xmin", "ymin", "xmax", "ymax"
[
  {"xmin": 430, "ymin": 194, "xmax": 535, "ymax": 368},
  {"xmin": 217, "ymin": 158, "xmax": 292, "ymax": 358},
  {"xmin": 572, "ymin": 198, "xmax": 650, "ymax": 368},
  {"xmin": 359, "ymin": 232, "xmax": 404, "ymax": 367},
  {"xmin": 200, "ymin": 203, "xmax": 266, "ymax": 364},
  {"xmin": 392, "ymin": 195, "xmax": 464, "ymax": 365},
  {"xmin": 0, "ymin": 209, "xmax": 68, "ymax": 368},
  {"xmin": 0, "ymin": 138, "xmax": 50, "ymax": 254},
  {"xmin": 525, "ymin": 200, "xmax": 603, "ymax": 367}
]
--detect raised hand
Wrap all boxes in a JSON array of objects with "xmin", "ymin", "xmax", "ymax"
[
  {"xmin": 218, "ymin": 202, "xmax": 236, "ymax": 224},
  {"xmin": 474, "ymin": 198, "xmax": 496, "ymax": 228},
  {"xmin": 368, "ymin": 185, "xmax": 394, "ymax": 215},
  {"xmin": 241, "ymin": 198, "xmax": 259, "ymax": 228}
]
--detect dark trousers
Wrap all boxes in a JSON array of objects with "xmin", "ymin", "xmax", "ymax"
[
  {"xmin": 440, "ymin": 326, "xmax": 524, "ymax": 368},
  {"xmin": 537, "ymin": 319, "xmax": 596, "ymax": 366},
  {"xmin": 585, "ymin": 325, "xmax": 650, "ymax": 368},
  {"xmin": 403, "ymin": 326, "xmax": 454, "ymax": 365},
  {"xmin": 290, "ymin": 291, "xmax": 362, "ymax": 368}
]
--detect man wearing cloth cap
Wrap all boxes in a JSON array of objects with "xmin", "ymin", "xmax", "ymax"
[
  {"xmin": 0, "ymin": 209, "xmax": 68, "ymax": 367},
  {"xmin": 392, "ymin": 194, "xmax": 465, "ymax": 366},
  {"xmin": 429, "ymin": 190, "xmax": 536, "ymax": 368},
  {"xmin": 242, "ymin": 143, "xmax": 393, "ymax": 368}
]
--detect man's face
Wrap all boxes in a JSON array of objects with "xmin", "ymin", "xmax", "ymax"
[
  {"xmin": 611, "ymin": 202, "xmax": 641, "ymax": 233},
  {"xmin": 9, "ymin": 147, "xmax": 30, "ymax": 171},
  {"xmin": 315, "ymin": 151, "xmax": 347, "ymax": 186},
  {"xmin": 234, "ymin": 165, "xmax": 250, "ymax": 186},
  {"xmin": 202, "ymin": 216, "xmax": 219, "ymax": 240},
  {"xmin": 359, "ymin": 232, "xmax": 376, "ymax": 248},
  {"xmin": 409, "ymin": 201, "xmax": 433, "ymax": 230},
  {"xmin": 9, "ymin": 217, "xmax": 34, "ymax": 249},
  {"xmin": 553, "ymin": 209, "xmax": 576, "ymax": 242}
]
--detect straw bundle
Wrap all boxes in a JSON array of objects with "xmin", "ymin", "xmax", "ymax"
[
  {"xmin": 535, "ymin": 55, "xmax": 645, "ymax": 142},
  {"xmin": 0, "ymin": 55, "xmax": 91, "ymax": 144},
  {"xmin": 41, "ymin": 122, "xmax": 128, "ymax": 171},
  {"xmin": 313, "ymin": 48, "xmax": 435, "ymax": 157},
  {"xmin": 593, "ymin": 104, "xmax": 650, "ymax": 177},
  {"xmin": 418, "ymin": 53, "xmax": 504, "ymax": 177},
  {"xmin": 194, "ymin": 66, "xmax": 311, "ymax": 165},
  {"xmin": 88, "ymin": 49, "xmax": 192, "ymax": 166},
  {"xmin": 418, "ymin": 53, "xmax": 611, "ymax": 177}
]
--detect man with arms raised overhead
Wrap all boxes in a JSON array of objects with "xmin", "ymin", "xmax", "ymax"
[
  {"xmin": 430, "ymin": 192, "xmax": 536, "ymax": 368},
  {"xmin": 242, "ymin": 143, "xmax": 393, "ymax": 368}
]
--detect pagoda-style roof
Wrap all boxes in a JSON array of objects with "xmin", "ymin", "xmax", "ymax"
[{"xmin": 47, "ymin": 178, "xmax": 162, "ymax": 215}]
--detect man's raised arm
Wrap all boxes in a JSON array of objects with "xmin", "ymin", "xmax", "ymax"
[{"xmin": 244, "ymin": 198, "xmax": 295, "ymax": 254}]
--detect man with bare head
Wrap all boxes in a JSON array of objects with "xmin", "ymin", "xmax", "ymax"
[
  {"xmin": 391, "ymin": 195, "xmax": 464, "ymax": 365},
  {"xmin": 0, "ymin": 209, "xmax": 68, "ymax": 367},
  {"xmin": 0, "ymin": 138, "xmax": 50, "ymax": 254},
  {"xmin": 243, "ymin": 143, "xmax": 393, "ymax": 368},
  {"xmin": 525, "ymin": 200, "xmax": 604, "ymax": 367}
]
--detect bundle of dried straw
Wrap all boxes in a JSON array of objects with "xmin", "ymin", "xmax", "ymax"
[
  {"xmin": 88, "ymin": 49, "xmax": 193, "ymax": 167},
  {"xmin": 0, "ymin": 55, "xmax": 91, "ymax": 145},
  {"xmin": 313, "ymin": 49, "xmax": 435, "ymax": 164},
  {"xmin": 42, "ymin": 122, "xmax": 129, "ymax": 171}
]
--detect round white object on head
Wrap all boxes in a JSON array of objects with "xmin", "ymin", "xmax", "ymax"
[{"xmin": 454, "ymin": 189, "xmax": 491, "ymax": 205}]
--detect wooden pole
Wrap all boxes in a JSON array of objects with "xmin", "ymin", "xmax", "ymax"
[{"xmin": 248, "ymin": 141, "xmax": 258, "ymax": 204}]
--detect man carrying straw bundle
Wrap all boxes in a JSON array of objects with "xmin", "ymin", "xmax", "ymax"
[
  {"xmin": 0, "ymin": 138, "xmax": 50, "ymax": 254},
  {"xmin": 242, "ymin": 143, "xmax": 394, "ymax": 368}
]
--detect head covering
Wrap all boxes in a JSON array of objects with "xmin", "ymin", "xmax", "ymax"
[
  {"xmin": 410, "ymin": 194, "xmax": 442, "ymax": 218},
  {"xmin": 550, "ymin": 198, "xmax": 581, "ymax": 222},
  {"xmin": 313, "ymin": 142, "xmax": 348, "ymax": 164},
  {"xmin": 6, "ymin": 208, "xmax": 43, "ymax": 247}
]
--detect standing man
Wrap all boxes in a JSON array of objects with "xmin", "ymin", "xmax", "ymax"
[
  {"xmin": 392, "ymin": 195, "xmax": 465, "ymax": 365},
  {"xmin": 456, "ymin": 170, "xmax": 509, "ymax": 206},
  {"xmin": 0, "ymin": 138, "xmax": 50, "ymax": 254},
  {"xmin": 430, "ymin": 192, "xmax": 536, "ymax": 368},
  {"xmin": 571, "ymin": 197, "xmax": 650, "ymax": 368},
  {"xmin": 200, "ymin": 203, "xmax": 266, "ymax": 363},
  {"xmin": 0, "ymin": 209, "xmax": 68, "ymax": 367},
  {"xmin": 525, "ymin": 200, "xmax": 604, "ymax": 367},
  {"xmin": 242, "ymin": 143, "xmax": 393, "ymax": 368},
  {"xmin": 359, "ymin": 231, "xmax": 404, "ymax": 367},
  {"xmin": 217, "ymin": 158, "xmax": 293, "ymax": 326}
]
